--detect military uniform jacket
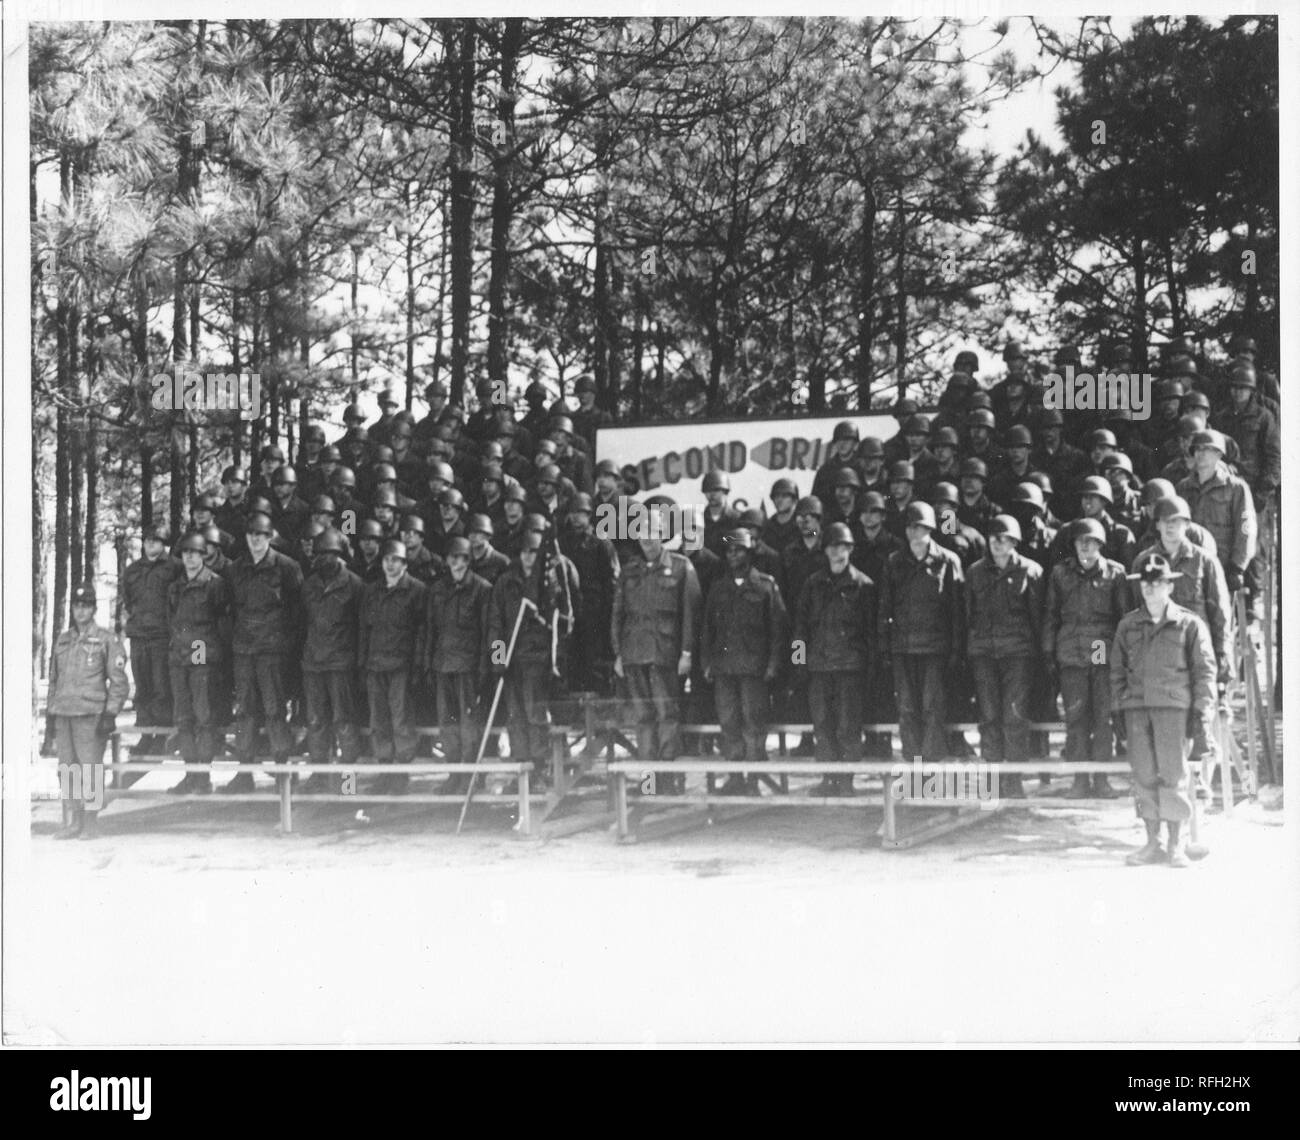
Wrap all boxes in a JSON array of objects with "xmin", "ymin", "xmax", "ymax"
[
  {"xmin": 1132, "ymin": 540, "xmax": 1230, "ymax": 666},
  {"xmin": 427, "ymin": 571, "xmax": 492, "ymax": 675},
  {"xmin": 702, "ymin": 504, "xmax": 741, "ymax": 557},
  {"xmin": 611, "ymin": 549, "xmax": 701, "ymax": 668},
  {"xmin": 48, "ymin": 622, "xmax": 129, "ymax": 717},
  {"xmin": 1042, "ymin": 556, "xmax": 1130, "ymax": 668},
  {"xmin": 700, "ymin": 566, "xmax": 788, "ymax": 678},
  {"xmin": 878, "ymin": 539, "xmax": 964, "ymax": 657},
  {"xmin": 964, "ymin": 551, "xmax": 1043, "ymax": 658},
  {"xmin": 167, "ymin": 566, "xmax": 233, "ymax": 667},
  {"xmin": 489, "ymin": 562, "xmax": 562, "ymax": 665},
  {"xmin": 794, "ymin": 565, "xmax": 876, "ymax": 674},
  {"xmin": 562, "ymin": 531, "xmax": 620, "ymax": 618},
  {"xmin": 779, "ymin": 538, "xmax": 826, "ymax": 614},
  {"xmin": 122, "ymin": 555, "xmax": 180, "ymax": 641},
  {"xmin": 1177, "ymin": 463, "xmax": 1257, "ymax": 572},
  {"xmin": 470, "ymin": 547, "xmax": 511, "ymax": 585},
  {"xmin": 1110, "ymin": 602, "xmax": 1216, "ymax": 715},
  {"xmin": 301, "ymin": 566, "xmax": 364, "ymax": 672},
  {"xmin": 1212, "ymin": 399, "xmax": 1280, "ymax": 499},
  {"xmin": 359, "ymin": 572, "xmax": 427, "ymax": 671},
  {"xmin": 227, "ymin": 548, "xmax": 305, "ymax": 656}
]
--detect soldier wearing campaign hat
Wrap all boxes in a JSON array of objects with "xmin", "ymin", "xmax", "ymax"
[
  {"xmin": 700, "ymin": 529, "xmax": 789, "ymax": 795},
  {"xmin": 359, "ymin": 538, "xmax": 427, "ymax": 793},
  {"xmin": 44, "ymin": 583, "xmax": 130, "ymax": 838},
  {"xmin": 121, "ymin": 520, "xmax": 181, "ymax": 765},
  {"xmin": 878, "ymin": 502, "xmax": 965, "ymax": 764},
  {"xmin": 1112, "ymin": 555, "xmax": 1217, "ymax": 867}
]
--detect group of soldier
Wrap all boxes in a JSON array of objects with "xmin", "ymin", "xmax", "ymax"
[{"xmin": 46, "ymin": 335, "xmax": 1277, "ymax": 864}]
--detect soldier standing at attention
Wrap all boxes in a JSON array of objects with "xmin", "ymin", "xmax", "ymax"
[
  {"xmin": 166, "ymin": 532, "xmax": 233, "ymax": 794},
  {"xmin": 611, "ymin": 524, "xmax": 701, "ymax": 796},
  {"xmin": 45, "ymin": 584, "xmax": 129, "ymax": 839},
  {"xmin": 701, "ymin": 529, "xmax": 789, "ymax": 795},
  {"xmin": 121, "ymin": 521, "xmax": 179, "ymax": 769},
  {"xmin": 1111, "ymin": 556, "xmax": 1217, "ymax": 867},
  {"xmin": 359, "ymin": 539, "xmax": 427, "ymax": 794}
]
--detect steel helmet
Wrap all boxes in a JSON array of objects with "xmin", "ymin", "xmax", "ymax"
[
  {"xmin": 311, "ymin": 495, "xmax": 337, "ymax": 515},
  {"xmin": 1180, "ymin": 390, "xmax": 1211, "ymax": 413},
  {"xmin": 536, "ymin": 464, "xmax": 562, "ymax": 486},
  {"xmin": 1141, "ymin": 478, "xmax": 1177, "ymax": 506},
  {"xmin": 568, "ymin": 493, "xmax": 594, "ymax": 515},
  {"xmin": 466, "ymin": 514, "xmax": 494, "ymax": 537},
  {"xmin": 832, "ymin": 420, "xmax": 860, "ymax": 443},
  {"xmin": 1086, "ymin": 428, "xmax": 1117, "ymax": 450},
  {"xmin": 525, "ymin": 380, "xmax": 549, "ymax": 402},
  {"xmin": 177, "ymin": 530, "xmax": 207, "ymax": 555},
  {"xmin": 737, "ymin": 508, "xmax": 765, "ymax": 530},
  {"xmin": 932, "ymin": 482, "xmax": 959, "ymax": 505},
  {"xmin": 304, "ymin": 424, "xmax": 326, "ymax": 443},
  {"xmin": 271, "ymin": 464, "xmax": 297, "ymax": 486},
  {"xmin": 261, "ymin": 444, "xmax": 286, "ymax": 463},
  {"xmin": 1012, "ymin": 483, "xmax": 1045, "ymax": 512},
  {"xmin": 548, "ymin": 414, "xmax": 574, "ymax": 437},
  {"xmin": 1152, "ymin": 496, "xmax": 1192, "ymax": 522},
  {"xmin": 331, "ymin": 465, "xmax": 357, "ymax": 490},
  {"xmin": 438, "ymin": 488, "xmax": 466, "ymax": 511},
  {"xmin": 861, "ymin": 491, "xmax": 887, "ymax": 511},
  {"xmin": 575, "ymin": 376, "xmax": 597, "ymax": 395},
  {"xmin": 954, "ymin": 350, "xmax": 980, "ymax": 373},
  {"xmin": 770, "ymin": 478, "xmax": 798, "ymax": 500},
  {"xmin": 1101, "ymin": 452, "xmax": 1135, "ymax": 477},
  {"xmin": 966, "ymin": 408, "xmax": 996, "ymax": 430},
  {"xmin": 1004, "ymin": 424, "xmax": 1033, "ymax": 448},
  {"xmin": 428, "ymin": 461, "xmax": 456, "ymax": 486},
  {"xmin": 371, "ymin": 487, "xmax": 399, "ymax": 509},
  {"xmin": 722, "ymin": 528, "xmax": 753, "ymax": 549},
  {"xmin": 1079, "ymin": 475, "xmax": 1113, "ymax": 503},
  {"xmin": 966, "ymin": 391, "xmax": 994, "ymax": 411},
  {"xmin": 1228, "ymin": 361, "xmax": 1257, "ymax": 389},
  {"xmin": 902, "ymin": 414, "xmax": 931, "ymax": 435},
  {"xmin": 319, "ymin": 445, "xmax": 342, "ymax": 463},
  {"xmin": 371, "ymin": 462, "xmax": 397, "ymax": 483},
  {"xmin": 795, "ymin": 496, "xmax": 823, "ymax": 518},
  {"xmin": 823, "ymin": 522, "xmax": 855, "ymax": 547},
  {"xmin": 932, "ymin": 426, "xmax": 960, "ymax": 449},
  {"xmin": 959, "ymin": 457, "xmax": 988, "ymax": 480},
  {"xmin": 904, "ymin": 502, "xmax": 937, "ymax": 530},
  {"xmin": 314, "ymin": 527, "xmax": 348, "ymax": 555},
  {"xmin": 1073, "ymin": 518, "xmax": 1106, "ymax": 544},
  {"xmin": 503, "ymin": 482, "xmax": 528, "ymax": 504},
  {"xmin": 192, "ymin": 491, "xmax": 221, "ymax": 512},
  {"xmin": 446, "ymin": 537, "xmax": 472, "ymax": 558},
  {"xmin": 400, "ymin": 513, "xmax": 426, "ymax": 535},
  {"xmin": 857, "ymin": 436, "xmax": 885, "ymax": 459},
  {"xmin": 343, "ymin": 403, "xmax": 365, "ymax": 424},
  {"xmin": 357, "ymin": 519, "xmax": 385, "ymax": 540},
  {"xmin": 702, "ymin": 471, "xmax": 731, "ymax": 493},
  {"xmin": 887, "ymin": 461, "xmax": 915, "ymax": 483},
  {"xmin": 1191, "ymin": 429, "xmax": 1227, "ymax": 454},
  {"xmin": 986, "ymin": 515, "xmax": 1022, "ymax": 542},
  {"xmin": 380, "ymin": 538, "xmax": 408, "ymax": 561},
  {"xmin": 836, "ymin": 466, "xmax": 863, "ymax": 488}
]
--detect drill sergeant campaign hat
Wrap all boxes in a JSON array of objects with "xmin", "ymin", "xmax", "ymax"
[{"xmin": 1127, "ymin": 553, "xmax": 1182, "ymax": 583}]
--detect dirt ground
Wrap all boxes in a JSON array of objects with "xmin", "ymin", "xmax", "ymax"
[{"xmin": 6, "ymin": 759, "xmax": 1294, "ymax": 1047}]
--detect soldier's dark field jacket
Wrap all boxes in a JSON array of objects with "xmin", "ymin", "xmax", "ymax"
[
  {"xmin": 167, "ymin": 566, "xmax": 233, "ymax": 666},
  {"xmin": 489, "ymin": 562, "xmax": 562, "ymax": 666},
  {"xmin": 878, "ymin": 539, "xmax": 964, "ymax": 657},
  {"xmin": 1177, "ymin": 463, "xmax": 1257, "ymax": 573},
  {"xmin": 700, "ymin": 566, "xmax": 788, "ymax": 678},
  {"xmin": 123, "ymin": 554, "xmax": 180, "ymax": 641},
  {"xmin": 48, "ymin": 623, "xmax": 130, "ymax": 717},
  {"xmin": 359, "ymin": 572, "xmax": 426, "ymax": 671},
  {"xmin": 1110, "ymin": 601, "xmax": 1216, "ymax": 715},
  {"xmin": 610, "ymin": 548, "xmax": 701, "ymax": 668},
  {"xmin": 793, "ymin": 565, "xmax": 876, "ymax": 674},
  {"xmin": 301, "ymin": 566, "xmax": 364, "ymax": 672},
  {"xmin": 1042, "ymin": 555, "xmax": 1130, "ymax": 668},
  {"xmin": 964, "ymin": 550, "xmax": 1043, "ymax": 659},
  {"xmin": 227, "ymin": 548, "xmax": 304, "ymax": 656},
  {"xmin": 426, "ymin": 571, "xmax": 492, "ymax": 675}
]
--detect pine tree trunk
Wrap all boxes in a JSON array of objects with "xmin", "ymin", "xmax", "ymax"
[
  {"xmin": 857, "ymin": 181, "xmax": 877, "ymax": 409},
  {"xmin": 486, "ymin": 17, "xmax": 522, "ymax": 391},
  {"xmin": 893, "ymin": 196, "xmax": 907, "ymax": 397},
  {"xmin": 447, "ymin": 19, "xmax": 477, "ymax": 405},
  {"xmin": 1132, "ymin": 236, "xmax": 1147, "ymax": 372}
]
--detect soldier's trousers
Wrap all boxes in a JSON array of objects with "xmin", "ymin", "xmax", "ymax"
[
  {"xmin": 170, "ymin": 663, "xmax": 217, "ymax": 764},
  {"xmin": 304, "ymin": 669, "xmax": 360, "ymax": 764},
  {"xmin": 808, "ymin": 671, "xmax": 865, "ymax": 763},
  {"xmin": 56, "ymin": 715, "xmax": 106, "ymax": 818},
  {"xmin": 367, "ymin": 667, "xmax": 416, "ymax": 762},
  {"xmin": 1125, "ymin": 707, "xmax": 1191, "ymax": 823},
  {"xmin": 232, "ymin": 653, "xmax": 294, "ymax": 760},
  {"xmin": 714, "ymin": 674, "xmax": 768, "ymax": 767},
  {"xmin": 1059, "ymin": 664, "xmax": 1113, "ymax": 765},
  {"xmin": 626, "ymin": 663, "xmax": 681, "ymax": 766},
  {"xmin": 505, "ymin": 660, "xmax": 551, "ymax": 769},
  {"xmin": 436, "ymin": 671, "xmax": 481, "ymax": 766},
  {"xmin": 971, "ymin": 656, "xmax": 1032, "ymax": 765},
  {"xmin": 130, "ymin": 637, "xmax": 172, "ymax": 730},
  {"xmin": 894, "ymin": 654, "xmax": 947, "ymax": 762}
]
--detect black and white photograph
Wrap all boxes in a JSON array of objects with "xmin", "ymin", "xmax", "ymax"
[{"xmin": 3, "ymin": 0, "xmax": 1295, "ymax": 1073}]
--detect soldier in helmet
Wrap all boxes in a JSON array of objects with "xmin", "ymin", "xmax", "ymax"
[
  {"xmin": 794, "ymin": 521, "xmax": 877, "ymax": 797},
  {"xmin": 1212, "ymin": 361, "xmax": 1280, "ymax": 510},
  {"xmin": 340, "ymin": 425, "xmax": 371, "ymax": 474},
  {"xmin": 426, "ymin": 488, "xmax": 466, "ymax": 558},
  {"xmin": 528, "ymin": 463, "xmax": 570, "ymax": 524},
  {"xmin": 990, "ymin": 351, "xmax": 1035, "ymax": 431},
  {"xmin": 269, "ymin": 465, "xmax": 310, "ymax": 544},
  {"xmin": 1043, "ymin": 516, "xmax": 1130, "ymax": 798},
  {"xmin": 422, "ymin": 537, "xmax": 493, "ymax": 794},
  {"xmin": 856, "ymin": 436, "xmax": 888, "ymax": 498},
  {"xmin": 931, "ymin": 372, "xmax": 978, "ymax": 439},
  {"xmin": 965, "ymin": 515, "xmax": 1044, "ymax": 798},
  {"xmin": 570, "ymin": 375, "xmax": 612, "ymax": 456},
  {"xmin": 466, "ymin": 514, "xmax": 510, "ymax": 584},
  {"xmin": 328, "ymin": 465, "xmax": 361, "ymax": 525},
  {"xmin": 497, "ymin": 482, "xmax": 531, "ymax": 559},
  {"xmin": 358, "ymin": 539, "xmax": 426, "ymax": 793},
  {"xmin": 44, "ymin": 584, "xmax": 129, "ymax": 838},
  {"xmin": 400, "ymin": 513, "xmax": 446, "ymax": 585},
  {"xmin": 334, "ymin": 400, "xmax": 368, "ymax": 451},
  {"xmin": 1112, "ymin": 555, "xmax": 1217, "ymax": 867},
  {"xmin": 122, "ymin": 520, "xmax": 181, "ymax": 766},
  {"xmin": 416, "ymin": 459, "xmax": 456, "ymax": 527},
  {"xmin": 882, "ymin": 461, "xmax": 918, "ymax": 540},
  {"xmin": 882, "ymin": 399, "xmax": 921, "ymax": 467},
  {"xmin": 1030, "ymin": 408, "xmax": 1088, "ymax": 521},
  {"xmin": 1101, "ymin": 452, "xmax": 1143, "ymax": 536},
  {"xmin": 954, "ymin": 349, "xmax": 980, "ymax": 378},
  {"xmin": 202, "ymin": 523, "xmax": 235, "ymax": 578},
  {"xmin": 932, "ymin": 483, "xmax": 986, "ymax": 569},
  {"xmin": 388, "ymin": 419, "xmax": 424, "ymax": 498},
  {"xmin": 1157, "ymin": 413, "xmax": 1205, "ymax": 485},
  {"xmin": 473, "ymin": 461, "xmax": 509, "ymax": 534},
  {"xmin": 298, "ymin": 425, "xmax": 330, "ymax": 501},
  {"xmin": 701, "ymin": 470, "xmax": 740, "ymax": 557},
  {"xmin": 186, "ymin": 492, "xmax": 237, "ymax": 560},
  {"xmin": 412, "ymin": 379, "xmax": 450, "ymax": 457},
  {"xmin": 612, "ymin": 512, "xmax": 701, "ymax": 795},
  {"xmin": 561, "ymin": 492, "xmax": 619, "ymax": 695},
  {"xmin": 308, "ymin": 495, "xmax": 338, "ymax": 538},
  {"xmin": 1135, "ymin": 479, "xmax": 1217, "ymax": 557},
  {"xmin": 520, "ymin": 379, "xmax": 552, "ymax": 443},
  {"xmin": 164, "ymin": 532, "xmax": 232, "ymax": 795},
  {"xmin": 349, "ymin": 518, "xmax": 386, "ymax": 583},
  {"xmin": 762, "ymin": 478, "xmax": 801, "ymax": 552},
  {"xmin": 546, "ymin": 414, "xmax": 593, "ymax": 494},
  {"xmin": 1051, "ymin": 476, "xmax": 1136, "ymax": 568},
  {"xmin": 916, "ymin": 426, "xmax": 963, "ymax": 501},
  {"xmin": 812, "ymin": 420, "xmax": 864, "ymax": 505},
  {"xmin": 962, "ymin": 406, "xmax": 1002, "ymax": 468},
  {"xmin": 701, "ymin": 529, "xmax": 789, "ymax": 795},
  {"xmin": 250, "ymin": 443, "xmax": 287, "ymax": 501},
  {"xmin": 1007, "ymin": 483, "xmax": 1058, "ymax": 570},
  {"xmin": 297, "ymin": 527, "xmax": 364, "ymax": 794},
  {"xmin": 826, "ymin": 466, "xmax": 862, "ymax": 531},
  {"xmin": 370, "ymin": 487, "xmax": 401, "ymax": 540},
  {"xmin": 222, "ymin": 512, "xmax": 305, "ymax": 793},
  {"xmin": 851, "ymin": 490, "xmax": 902, "ymax": 580},
  {"xmin": 1103, "ymin": 409, "xmax": 1155, "ymax": 482},
  {"xmin": 735, "ymin": 508, "xmax": 783, "ymax": 581},
  {"xmin": 987, "ymin": 425, "xmax": 1040, "ymax": 508},
  {"xmin": 780, "ymin": 496, "xmax": 827, "ymax": 612},
  {"xmin": 955, "ymin": 457, "xmax": 1002, "ymax": 537},
  {"xmin": 369, "ymin": 388, "xmax": 402, "ymax": 449},
  {"xmin": 878, "ymin": 502, "xmax": 965, "ymax": 763},
  {"xmin": 214, "ymin": 465, "xmax": 252, "ymax": 538},
  {"xmin": 1177, "ymin": 429, "xmax": 1257, "ymax": 604}
]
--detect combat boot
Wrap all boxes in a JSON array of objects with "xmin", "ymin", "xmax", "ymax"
[
  {"xmin": 1065, "ymin": 773, "xmax": 1092, "ymax": 799},
  {"xmin": 221, "ymin": 770, "xmax": 256, "ymax": 794},
  {"xmin": 1127, "ymin": 820, "xmax": 1166, "ymax": 865},
  {"xmin": 1091, "ymin": 774, "xmax": 1121, "ymax": 799}
]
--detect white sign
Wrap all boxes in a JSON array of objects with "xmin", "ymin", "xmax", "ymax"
[{"xmin": 595, "ymin": 412, "xmax": 903, "ymax": 515}]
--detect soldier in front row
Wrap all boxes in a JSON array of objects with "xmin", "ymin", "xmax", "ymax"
[
  {"xmin": 45, "ymin": 584, "xmax": 130, "ymax": 839},
  {"xmin": 1112, "ymin": 556, "xmax": 1217, "ymax": 868}
]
